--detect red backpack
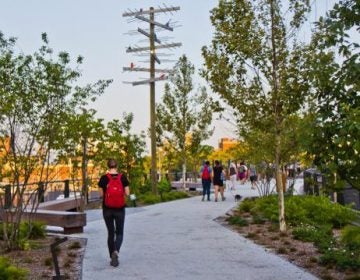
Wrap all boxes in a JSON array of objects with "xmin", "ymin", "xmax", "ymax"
[
  {"xmin": 105, "ymin": 173, "xmax": 125, "ymax": 208},
  {"xmin": 202, "ymin": 166, "xmax": 210, "ymax": 180}
]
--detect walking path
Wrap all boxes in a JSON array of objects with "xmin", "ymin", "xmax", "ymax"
[{"xmin": 79, "ymin": 183, "xmax": 317, "ymax": 280}]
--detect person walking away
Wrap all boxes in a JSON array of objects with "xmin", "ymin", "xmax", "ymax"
[
  {"xmin": 238, "ymin": 161, "xmax": 248, "ymax": 184},
  {"xmin": 213, "ymin": 160, "xmax": 226, "ymax": 202},
  {"xmin": 249, "ymin": 164, "xmax": 258, "ymax": 189},
  {"xmin": 98, "ymin": 159, "xmax": 130, "ymax": 267},
  {"xmin": 200, "ymin": 161, "xmax": 212, "ymax": 201},
  {"xmin": 228, "ymin": 162, "xmax": 237, "ymax": 190}
]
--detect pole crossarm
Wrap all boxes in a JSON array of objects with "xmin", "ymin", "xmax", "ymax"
[
  {"xmin": 138, "ymin": 28, "xmax": 161, "ymax": 44},
  {"xmin": 126, "ymin": 43, "xmax": 182, "ymax": 53},
  {"xmin": 131, "ymin": 76, "xmax": 168, "ymax": 86},
  {"xmin": 123, "ymin": 67, "xmax": 173, "ymax": 73},
  {"xmin": 135, "ymin": 15, "xmax": 173, "ymax": 31},
  {"xmin": 122, "ymin": 6, "xmax": 180, "ymax": 17}
]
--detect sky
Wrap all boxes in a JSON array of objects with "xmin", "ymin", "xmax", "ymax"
[{"xmin": 1, "ymin": 0, "xmax": 339, "ymax": 150}]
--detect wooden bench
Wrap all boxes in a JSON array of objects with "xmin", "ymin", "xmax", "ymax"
[
  {"xmin": 171, "ymin": 182, "xmax": 202, "ymax": 191},
  {"xmin": 22, "ymin": 209, "xmax": 86, "ymax": 234},
  {"xmin": 38, "ymin": 197, "xmax": 83, "ymax": 211}
]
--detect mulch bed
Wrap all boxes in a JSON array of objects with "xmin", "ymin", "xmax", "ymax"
[
  {"xmin": 2, "ymin": 236, "xmax": 86, "ymax": 280},
  {"xmin": 217, "ymin": 209, "xmax": 359, "ymax": 280}
]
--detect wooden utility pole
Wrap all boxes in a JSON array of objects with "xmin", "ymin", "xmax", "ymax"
[
  {"xmin": 149, "ymin": 7, "xmax": 157, "ymax": 193},
  {"xmin": 123, "ymin": 5, "xmax": 181, "ymax": 194}
]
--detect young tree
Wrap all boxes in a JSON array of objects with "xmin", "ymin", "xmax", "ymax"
[
  {"xmin": 101, "ymin": 113, "xmax": 146, "ymax": 194},
  {"xmin": 306, "ymin": 0, "xmax": 360, "ymax": 190},
  {"xmin": 0, "ymin": 32, "xmax": 111, "ymax": 249},
  {"xmin": 202, "ymin": 0, "xmax": 312, "ymax": 231},
  {"xmin": 156, "ymin": 55, "xmax": 218, "ymax": 189}
]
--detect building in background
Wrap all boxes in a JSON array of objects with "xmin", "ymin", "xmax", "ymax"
[{"xmin": 218, "ymin": 138, "xmax": 238, "ymax": 151}]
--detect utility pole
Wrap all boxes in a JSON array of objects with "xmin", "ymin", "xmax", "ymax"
[{"xmin": 123, "ymin": 5, "xmax": 181, "ymax": 194}]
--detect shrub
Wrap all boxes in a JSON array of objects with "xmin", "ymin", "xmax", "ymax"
[
  {"xmin": 239, "ymin": 198, "xmax": 255, "ymax": 213},
  {"xmin": 139, "ymin": 193, "xmax": 161, "ymax": 205},
  {"xmin": 341, "ymin": 225, "xmax": 360, "ymax": 250},
  {"xmin": 292, "ymin": 224, "xmax": 332, "ymax": 247},
  {"xmin": 0, "ymin": 257, "xmax": 28, "ymax": 280},
  {"xmin": 320, "ymin": 247, "xmax": 360, "ymax": 270},
  {"xmin": 227, "ymin": 216, "xmax": 248, "ymax": 227},
  {"xmin": 162, "ymin": 191, "xmax": 188, "ymax": 202},
  {"xmin": 19, "ymin": 221, "xmax": 46, "ymax": 239},
  {"xmin": 158, "ymin": 178, "xmax": 171, "ymax": 194},
  {"xmin": 252, "ymin": 215, "xmax": 266, "ymax": 224},
  {"xmin": 138, "ymin": 180, "xmax": 152, "ymax": 194}
]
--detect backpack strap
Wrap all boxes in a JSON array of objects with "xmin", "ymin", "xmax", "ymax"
[{"xmin": 106, "ymin": 173, "xmax": 122, "ymax": 182}]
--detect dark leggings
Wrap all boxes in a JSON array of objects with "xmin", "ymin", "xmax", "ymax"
[{"xmin": 103, "ymin": 207, "xmax": 125, "ymax": 258}]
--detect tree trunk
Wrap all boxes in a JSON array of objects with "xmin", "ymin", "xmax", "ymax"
[
  {"xmin": 182, "ymin": 155, "xmax": 187, "ymax": 190},
  {"xmin": 81, "ymin": 136, "xmax": 88, "ymax": 208},
  {"xmin": 275, "ymin": 137, "xmax": 286, "ymax": 232},
  {"xmin": 270, "ymin": 0, "xmax": 286, "ymax": 232}
]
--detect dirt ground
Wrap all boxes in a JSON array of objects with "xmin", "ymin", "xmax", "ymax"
[
  {"xmin": 217, "ymin": 209, "xmax": 359, "ymax": 280},
  {"xmin": 2, "ymin": 236, "xmax": 86, "ymax": 280}
]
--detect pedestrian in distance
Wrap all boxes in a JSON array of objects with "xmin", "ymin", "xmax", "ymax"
[
  {"xmin": 238, "ymin": 161, "xmax": 248, "ymax": 184},
  {"xmin": 213, "ymin": 160, "xmax": 226, "ymax": 202},
  {"xmin": 199, "ymin": 160, "xmax": 212, "ymax": 201},
  {"xmin": 98, "ymin": 159, "xmax": 130, "ymax": 267},
  {"xmin": 228, "ymin": 161, "xmax": 237, "ymax": 191},
  {"xmin": 249, "ymin": 163, "xmax": 258, "ymax": 189}
]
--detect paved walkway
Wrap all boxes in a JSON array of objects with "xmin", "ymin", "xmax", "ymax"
[{"xmin": 79, "ymin": 183, "xmax": 317, "ymax": 280}]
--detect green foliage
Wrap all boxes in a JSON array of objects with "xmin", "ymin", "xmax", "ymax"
[
  {"xmin": 341, "ymin": 226, "xmax": 360, "ymax": 250},
  {"xmin": 284, "ymin": 196, "xmax": 356, "ymax": 228},
  {"xmin": 320, "ymin": 247, "xmax": 360, "ymax": 270},
  {"xmin": 19, "ymin": 221, "xmax": 46, "ymax": 240},
  {"xmin": 0, "ymin": 257, "xmax": 28, "ymax": 280},
  {"xmin": 157, "ymin": 178, "xmax": 171, "ymax": 194},
  {"xmin": 161, "ymin": 191, "xmax": 188, "ymax": 202},
  {"xmin": 252, "ymin": 215, "xmax": 266, "ymax": 224},
  {"xmin": 156, "ymin": 55, "xmax": 219, "ymax": 184},
  {"xmin": 138, "ymin": 190, "xmax": 188, "ymax": 205},
  {"xmin": 138, "ymin": 180, "xmax": 152, "ymax": 195},
  {"xmin": 227, "ymin": 216, "xmax": 249, "ymax": 227},
  {"xmin": 139, "ymin": 193, "xmax": 161, "ymax": 205},
  {"xmin": 292, "ymin": 224, "xmax": 332, "ymax": 245},
  {"xmin": 244, "ymin": 195, "xmax": 356, "ymax": 228},
  {"xmin": 308, "ymin": 0, "xmax": 360, "ymax": 190},
  {"xmin": 239, "ymin": 198, "xmax": 256, "ymax": 213}
]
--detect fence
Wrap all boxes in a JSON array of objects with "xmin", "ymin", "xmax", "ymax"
[{"xmin": 0, "ymin": 177, "xmax": 100, "ymax": 209}]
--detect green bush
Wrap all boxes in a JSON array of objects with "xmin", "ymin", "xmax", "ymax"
[
  {"xmin": 341, "ymin": 225, "xmax": 360, "ymax": 250},
  {"xmin": 158, "ymin": 178, "xmax": 171, "ymax": 194},
  {"xmin": 292, "ymin": 223, "xmax": 334, "ymax": 252},
  {"xmin": 320, "ymin": 247, "xmax": 360, "ymax": 270},
  {"xmin": 162, "ymin": 191, "xmax": 188, "ymax": 201},
  {"xmin": 139, "ymin": 193, "xmax": 161, "ymax": 205},
  {"xmin": 0, "ymin": 257, "xmax": 28, "ymax": 280},
  {"xmin": 285, "ymin": 196, "xmax": 356, "ymax": 228},
  {"xmin": 138, "ymin": 180, "xmax": 152, "ymax": 194},
  {"xmin": 253, "ymin": 195, "xmax": 279, "ymax": 222},
  {"xmin": 227, "ymin": 216, "xmax": 249, "ymax": 226},
  {"xmin": 239, "ymin": 198, "xmax": 256, "ymax": 213},
  {"xmin": 249, "ymin": 195, "xmax": 356, "ymax": 228},
  {"xmin": 19, "ymin": 221, "xmax": 46, "ymax": 240}
]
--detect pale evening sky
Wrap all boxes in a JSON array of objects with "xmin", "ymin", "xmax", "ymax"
[{"xmin": 1, "ymin": 0, "xmax": 338, "ymax": 150}]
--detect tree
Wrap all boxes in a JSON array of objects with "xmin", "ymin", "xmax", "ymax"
[
  {"xmin": 102, "ymin": 113, "xmax": 146, "ymax": 194},
  {"xmin": 202, "ymin": 0, "xmax": 312, "ymax": 231},
  {"xmin": 0, "ymin": 32, "xmax": 111, "ymax": 250},
  {"xmin": 156, "ymin": 55, "xmax": 218, "ymax": 189},
  {"xmin": 306, "ymin": 0, "xmax": 360, "ymax": 190},
  {"xmin": 57, "ymin": 109, "xmax": 108, "ymax": 205}
]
